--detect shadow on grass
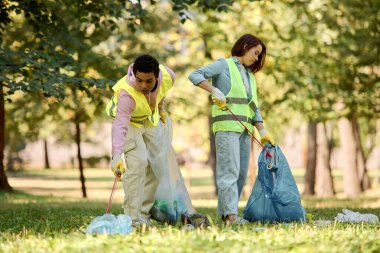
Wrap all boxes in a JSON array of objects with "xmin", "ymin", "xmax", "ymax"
[
  {"xmin": 7, "ymin": 171, "xmax": 113, "ymax": 182},
  {"xmin": 302, "ymin": 196, "xmax": 380, "ymax": 209},
  {"xmin": 0, "ymin": 190, "xmax": 120, "ymax": 234}
]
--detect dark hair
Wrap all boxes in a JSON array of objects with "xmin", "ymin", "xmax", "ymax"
[
  {"xmin": 133, "ymin": 54, "xmax": 160, "ymax": 78},
  {"xmin": 231, "ymin": 34, "xmax": 266, "ymax": 73}
]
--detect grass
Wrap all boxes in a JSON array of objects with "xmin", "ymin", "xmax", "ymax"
[{"xmin": 1, "ymin": 168, "xmax": 380, "ymax": 252}]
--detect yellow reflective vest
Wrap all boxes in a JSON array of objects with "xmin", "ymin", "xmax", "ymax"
[
  {"xmin": 106, "ymin": 65, "xmax": 173, "ymax": 128},
  {"xmin": 212, "ymin": 57, "xmax": 259, "ymax": 133}
]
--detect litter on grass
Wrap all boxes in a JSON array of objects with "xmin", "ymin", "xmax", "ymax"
[
  {"xmin": 86, "ymin": 213, "xmax": 133, "ymax": 235},
  {"xmin": 335, "ymin": 209, "xmax": 379, "ymax": 223},
  {"xmin": 313, "ymin": 209, "xmax": 379, "ymax": 227}
]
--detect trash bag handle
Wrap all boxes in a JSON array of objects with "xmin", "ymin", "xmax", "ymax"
[{"xmin": 106, "ymin": 176, "xmax": 119, "ymax": 214}]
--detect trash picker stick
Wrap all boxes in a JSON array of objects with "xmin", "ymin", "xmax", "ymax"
[
  {"xmin": 106, "ymin": 176, "xmax": 119, "ymax": 214},
  {"xmin": 224, "ymin": 106, "xmax": 271, "ymax": 158}
]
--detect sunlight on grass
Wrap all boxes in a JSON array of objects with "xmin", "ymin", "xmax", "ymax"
[
  {"xmin": 1, "ymin": 191, "xmax": 380, "ymax": 253},
  {"xmin": 2, "ymin": 167, "xmax": 380, "ymax": 252}
]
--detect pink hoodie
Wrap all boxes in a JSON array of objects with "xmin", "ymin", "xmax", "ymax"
[{"xmin": 112, "ymin": 64, "xmax": 175, "ymax": 155}]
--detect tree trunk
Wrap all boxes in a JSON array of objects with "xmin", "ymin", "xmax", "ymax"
[
  {"xmin": 303, "ymin": 121, "xmax": 317, "ymax": 195},
  {"xmin": 75, "ymin": 121, "xmax": 87, "ymax": 198},
  {"xmin": 44, "ymin": 139, "xmax": 50, "ymax": 169},
  {"xmin": 375, "ymin": 119, "xmax": 380, "ymax": 188},
  {"xmin": 338, "ymin": 117, "xmax": 361, "ymax": 197},
  {"xmin": 0, "ymin": 82, "xmax": 12, "ymax": 191},
  {"xmin": 326, "ymin": 121, "xmax": 335, "ymax": 194},
  {"xmin": 6, "ymin": 147, "xmax": 14, "ymax": 172},
  {"xmin": 351, "ymin": 118, "xmax": 371, "ymax": 191},
  {"xmin": 315, "ymin": 122, "xmax": 334, "ymax": 197}
]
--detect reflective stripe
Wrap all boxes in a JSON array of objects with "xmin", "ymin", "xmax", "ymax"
[
  {"xmin": 211, "ymin": 57, "xmax": 258, "ymax": 133},
  {"xmin": 130, "ymin": 115, "xmax": 148, "ymax": 124},
  {"xmin": 227, "ymin": 97, "xmax": 249, "ymax": 104},
  {"xmin": 132, "ymin": 115, "xmax": 147, "ymax": 120},
  {"xmin": 248, "ymin": 100, "xmax": 257, "ymax": 111},
  {"xmin": 212, "ymin": 115, "xmax": 254, "ymax": 125},
  {"xmin": 130, "ymin": 118, "xmax": 146, "ymax": 124},
  {"xmin": 109, "ymin": 96, "xmax": 116, "ymax": 118}
]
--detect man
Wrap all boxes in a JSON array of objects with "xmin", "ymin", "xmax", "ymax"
[{"xmin": 106, "ymin": 54, "xmax": 175, "ymax": 227}]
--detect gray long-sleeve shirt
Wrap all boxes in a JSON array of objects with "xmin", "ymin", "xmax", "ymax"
[{"xmin": 188, "ymin": 57, "xmax": 264, "ymax": 123}]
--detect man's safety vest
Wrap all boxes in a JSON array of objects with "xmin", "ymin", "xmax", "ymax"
[
  {"xmin": 106, "ymin": 65, "xmax": 173, "ymax": 128},
  {"xmin": 212, "ymin": 57, "xmax": 259, "ymax": 133}
]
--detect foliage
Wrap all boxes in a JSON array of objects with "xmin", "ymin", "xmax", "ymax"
[
  {"xmin": 263, "ymin": 0, "xmax": 379, "ymax": 122},
  {"xmin": 1, "ymin": 0, "xmax": 379, "ymax": 197},
  {"xmin": 0, "ymin": 1, "xmax": 112, "ymax": 98}
]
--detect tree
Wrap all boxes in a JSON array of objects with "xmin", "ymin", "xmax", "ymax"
[
  {"xmin": 319, "ymin": 0, "xmax": 379, "ymax": 195},
  {"xmin": 0, "ymin": 0, "xmax": 250, "ymax": 192},
  {"xmin": 0, "ymin": 82, "xmax": 10, "ymax": 190},
  {"xmin": 0, "ymin": 0, "xmax": 114, "ymax": 191},
  {"xmin": 315, "ymin": 122, "xmax": 335, "ymax": 197},
  {"xmin": 274, "ymin": 0, "xmax": 379, "ymax": 197},
  {"xmin": 303, "ymin": 122, "xmax": 317, "ymax": 195}
]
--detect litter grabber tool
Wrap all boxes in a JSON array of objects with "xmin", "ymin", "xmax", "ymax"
[
  {"xmin": 86, "ymin": 173, "xmax": 132, "ymax": 234},
  {"xmin": 107, "ymin": 153, "xmax": 126, "ymax": 213},
  {"xmin": 223, "ymin": 105, "xmax": 272, "ymax": 158},
  {"xmin": 106, "ymin": 175, "xmax": 119, "ymax": 214}
]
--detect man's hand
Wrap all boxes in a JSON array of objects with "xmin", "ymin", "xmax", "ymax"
[
  {"xmin": 159, "ymin": 110, "xmax": 167, "ymax": 124},
  {"xmin": 110, "ymin": 153, "xmax": 127, "ymax": 179},
  {"xmin": 211, "ymin": 87, "xmax": 226, "ymax": 109},
  {"xmin": 259, "ymin": 129, "xmax": 275, "ymax": 146}
]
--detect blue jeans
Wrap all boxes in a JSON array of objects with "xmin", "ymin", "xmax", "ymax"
[{"xmin": 215, "ymin": 131, "xmax": 251, "ymax": 217}]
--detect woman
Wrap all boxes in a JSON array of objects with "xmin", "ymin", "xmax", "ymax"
[{"xmin": 188, "ymin": 34, "xmax": 274, "ymax": 225}]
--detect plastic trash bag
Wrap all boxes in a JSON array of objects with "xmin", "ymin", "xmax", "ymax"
[
  {"xmin": 149, "ymin": 118, "xmax": 196, "ymax": 224},
  {"xmin": 150, "ymin": 146, "xmax": 196, "ymax": 223},
  {"xmin": 243, "ymin": 144, "xmax": 306, "ymax": 223},
  {"xmin": 335, "ymin": 209, "xmax": 379, "ymax": 223},
  {"xmin": 86, "ymin": 213, "xmax": 133, "ymax": 234}
]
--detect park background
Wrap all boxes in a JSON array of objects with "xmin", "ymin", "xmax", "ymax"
[{"xmin": 1, "ymin": 0, "xmax": 379, "ymax": 252}]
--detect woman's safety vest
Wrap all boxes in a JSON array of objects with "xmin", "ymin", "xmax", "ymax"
[
  {"xmin": 106, "ymin": 65, "xmax": 173, "ymax": 128},
  {"xmin": 212, "ymin": 57, "xmax": 259, "ymax": 133}
]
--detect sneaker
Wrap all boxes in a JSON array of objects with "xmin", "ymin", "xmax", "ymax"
[
  {"xmin": 181, "ymin": 213, "xmax": 211, "ymax": 228},
  {"xmin": 149, "ymin": 206, "xmax": 168, "ymax": 223},
  {"xmin": 223, "ymin": 215, "xmax": 249, "ymax": 225},
  {"xmin": 229, "ymin": 217, "xmax": 249, "ymax": 225}
]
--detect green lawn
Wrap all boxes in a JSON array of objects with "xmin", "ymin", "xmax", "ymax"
[{"xmin": 1, "ymin": 168, "xmax": 380, "ymax": 252}]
